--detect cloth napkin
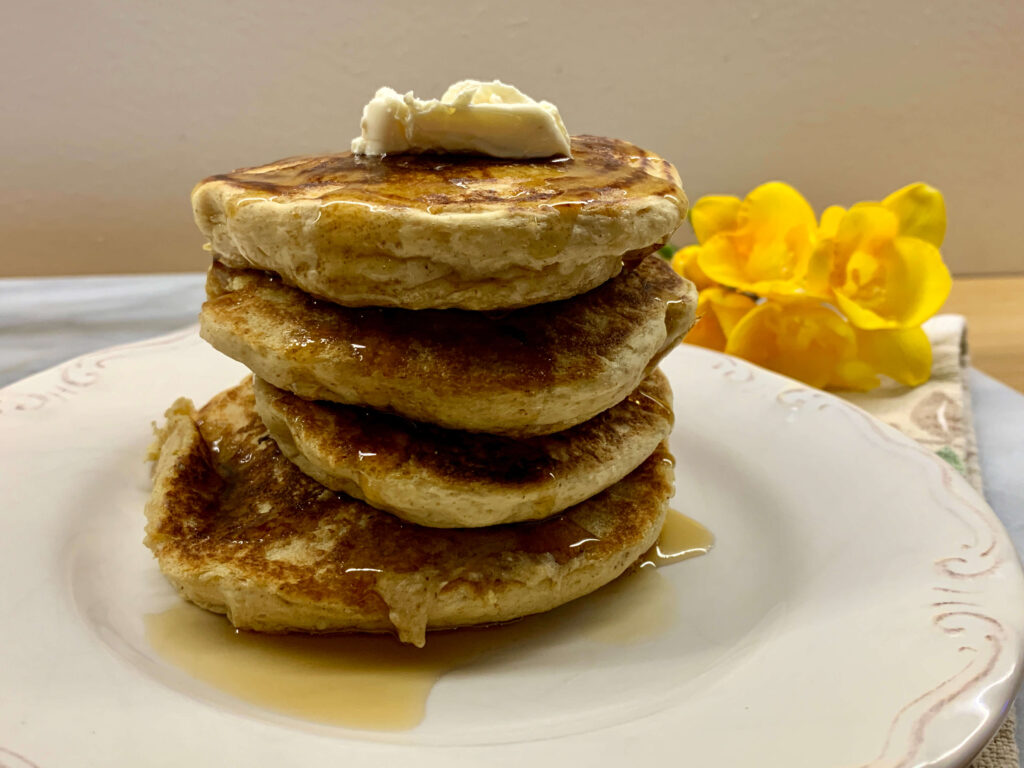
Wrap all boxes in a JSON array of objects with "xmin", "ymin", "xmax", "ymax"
[{"xmin": 843, "ymin": 314, "xmax": 1018, "ymax": 768}]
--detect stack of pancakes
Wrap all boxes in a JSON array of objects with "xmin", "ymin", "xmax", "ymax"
[{"xmin": 145, "ymin": 136, "xmax": 697, "ymax": 646}]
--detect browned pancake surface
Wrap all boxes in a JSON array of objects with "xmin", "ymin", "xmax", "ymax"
[
  {"xmin": 191, "ymin": 136, "xmax": 688, "ymax": 310},
  {"xmin": 145, "ymin": 381, "xmax": 674, "ymax": 645},
  {"xmin": 200, "ymin": 255, "xmax": 696, "ymax": 435},
  {"xmin": 201, "ymin": 135, "xmax": 681, "ymax": 214},
  {"xmin": 253, "ymin": 369, "xmax": 673, "ymax": 527}
]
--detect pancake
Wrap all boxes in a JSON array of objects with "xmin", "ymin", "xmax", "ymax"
[
  {"xmin": 191, "ymin": 136, "xmax": 687, "ymax": 310},
  {"xmin": 252, "ymin": 368, "xmax": 673, "ymax": 528},
  {"xmin": 200, "ymin": 254, "xmax": 696, "ymax": 437},
  {"xmin": 144, "ymin": 380, "xmax": 673, "ymax": 646}
]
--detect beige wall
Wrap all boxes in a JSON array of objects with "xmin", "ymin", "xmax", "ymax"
[{"xmin": 2, "ymin": 0, "xmax": 1023, "ymax": 277}]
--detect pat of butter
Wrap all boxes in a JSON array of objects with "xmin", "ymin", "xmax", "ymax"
[{"xmin": 351, "ymin": 80, "xmax": 571, "ymax": 159}]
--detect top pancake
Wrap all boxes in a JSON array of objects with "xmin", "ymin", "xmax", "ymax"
[{"xmin": 191, "ymin": 136, "xmax": 687, "ymax": 310}]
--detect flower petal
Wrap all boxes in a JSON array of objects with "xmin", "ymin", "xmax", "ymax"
[
  {"xmin": 819, "ymin": 205, "xmax": 845, "ymax": 239},
  {"xmin": 805, "ymin": 241, "xmax": 835, "ymax": 299},
  {"xmin": 699, "ymin": 229, "xmax": 826, "ymax": 299},
  {"xmin": 684, "ymin": 291, "xmax": 727, "ymax": 350},
  {"xmin": 834, "ymin": 237, "xmax": 951, "ymax": 329},
  {"xmin": 890, "ymin": 237, "xmax": 953, "ymax": 326},
  {"xmin": 696, "ymin": 234, "xmax": 747, "ymax": 291},
  {"xmin": 683, "ymin": 312, "xmax": 727, "ymax": 351},
  {"xmin": 747, "ymin": 276, "xmax": 825, "ymax": 300},
  {"xmin": 690, "ymin": 196, "xmax": 742, "ymax": 244},
  {"xmin": 832, "ymin": 359, "xmax": 881, "ymax": 391},
  {"xmin": 683, "ymin": 287, "xmax": 756, "ymax": 350},
  {"xmin": 855, "ymin": 326, "xmax": 933, "ymax": 386},
  {"xmin": 883, "ymin": 183, "xmax": 946, "ymax": 247},
  {"xmin": 834, "ymin": 203, "xmax": 899, "ymax": 263},
  {"xmin": 740, "ymin": 182, "xmax": 817, "ymax": 245},
  {"xmin": 710, "ymin": 287, "xmax": 757, "ymax": 337},
  {"xmin": 671, "ymin": 245, "xmax": 715, "ymax": 291},
  {"xmin": 726, "ymin": 299, "xmax": 857, "ymax": 389}
]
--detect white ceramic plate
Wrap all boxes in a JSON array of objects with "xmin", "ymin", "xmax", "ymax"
[{"xmin": 1, "ymin": 328, "xmax": 1022, "ymax": 768}]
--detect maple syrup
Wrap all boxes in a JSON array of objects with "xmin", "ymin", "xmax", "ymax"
[
  {"xmin": 145, "ymin": 508, "xmax": 712, "ymax": 731},
  {"xmin": 641, "ymin": 508, "xmax": 715, "ymax": 567}
]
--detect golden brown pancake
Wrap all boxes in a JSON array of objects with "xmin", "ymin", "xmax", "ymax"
[
  {"xmin": 144, "ymin": 380, "xmax": 673, "ymax": 646},
  {"xmin": 191, "ymin": 136, "xmax": 687, "ymax": 310},
  {"xmin": 200, "ymin": 255, "xmax": 696, "ymax": 437},
  {"xmin": 252, "ymin": 369, "xmax": 673, "ymax": 528}
]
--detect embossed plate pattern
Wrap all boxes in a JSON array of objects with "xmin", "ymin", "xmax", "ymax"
[{"xmin": 0, "ymin": 328, "xmax": 1021, "ymax": 767}]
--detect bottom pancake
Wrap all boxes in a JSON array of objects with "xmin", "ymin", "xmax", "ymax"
[{"xmin": 144, "ymin": 380, "xmax": 674, "ymax": 646}]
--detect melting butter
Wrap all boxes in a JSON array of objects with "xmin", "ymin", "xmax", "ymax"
[{"xmin": 351, "ymin": 80, "xmax": 571, "ymax": 159}]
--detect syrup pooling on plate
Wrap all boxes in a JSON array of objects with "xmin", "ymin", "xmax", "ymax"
[
  {"xmin": 641, "ymin": 509, "xmax": 715, "ymax": 568},
  {"xmin": 145, "ymin": 527, "xmax": 710, "ymax": 733},
  {"xmin": 146, "ymin": 603, "xmax": 495, "ymax": 731}
]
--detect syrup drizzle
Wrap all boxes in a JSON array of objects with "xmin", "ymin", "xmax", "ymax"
[
  {"xmin": 641, "ymin": 508, "xmax": 715, "ymax": 568},
  {"xmin": 147, "ymin": 604, "xmax": 498, "ymax": 730},
  {"xmin": 145, "ymin": 509, "xmax": 711, "ymax": 731}
]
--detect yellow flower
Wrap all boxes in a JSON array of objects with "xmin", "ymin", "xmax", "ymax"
[
  {"xmin": 818, "ymin": 205, "xmax": 846, "ymax": 239},
  {"xmin": 827, "ymin": 183, "xmax": 951, "ymax": 329},
  {"xmin": 679, "ymin": 181, "xmax": 947, "ymax": 391},
  {"xmin": 723, "ymin": 298, "xmax": 931, "ymax": 390},
  {"xmin": 854, "ymin": 326, "xmax": 933, "ymax": 387},
  {"xmin": 670, "ymin": 245, "xmax": 715, "ymax": 291},
  {"xmin": 693, "ymin": 182, "xmax": 831, "ymax": 299},
  {"xmin": 725, "ymin": 299, "xmax": 874, "ymax": 389},
  {"xmin": 683, "ymin": 286, "xmax": 757, "ymax": 351}
]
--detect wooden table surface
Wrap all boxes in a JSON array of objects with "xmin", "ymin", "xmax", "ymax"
[{"xmin": 942, "ymin": 274, "xmax": 1024, "ymax": 393}]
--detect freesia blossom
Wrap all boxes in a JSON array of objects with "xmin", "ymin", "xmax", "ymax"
[
  {"xmin": 725, "ymin": 299, "xmax": 875, "ymax": 390},
  {"xmin": 824, "ymin": 183, "xmax": 951, "ymax": 330},
  {"xmin": 692, "ymin": 182, "xmax": 831, "ymax": 300},
  {"xmin": 673, "ymin": 181, "xmax": 950, "ymax": 391}
]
